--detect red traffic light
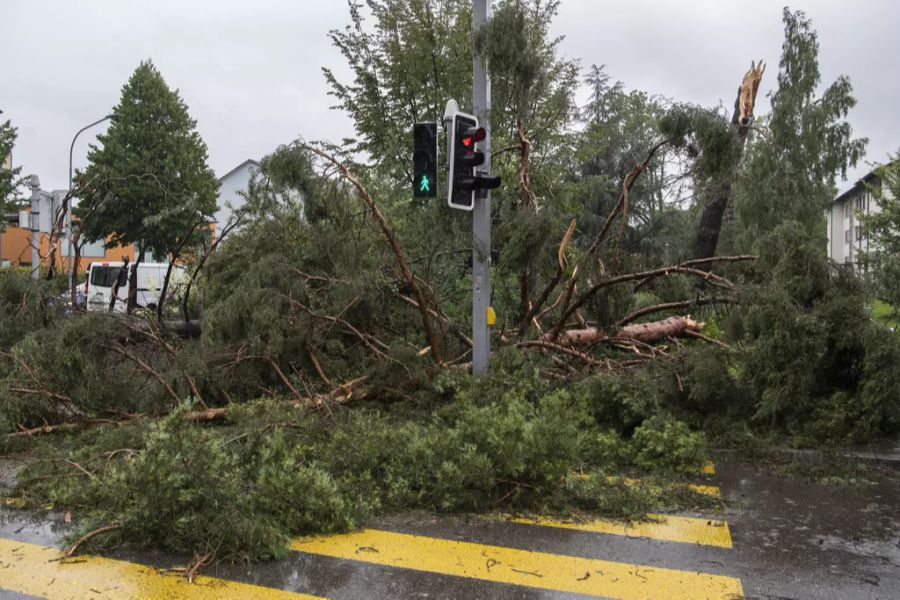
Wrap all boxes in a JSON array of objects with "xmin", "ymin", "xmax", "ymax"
[{"xmin": 460, "ymin": 126, "xmax": 486, "ymax": 148}]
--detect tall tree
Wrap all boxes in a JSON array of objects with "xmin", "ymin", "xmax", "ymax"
[
  {"xmin": 474, "ymin": 0, "xmax": 579, "ymax": 323},
  {"xmin": 324, "ymin": 0, "xmax": 473, "ymax": 186},
  {"xmin": 575, "ymin": 66, "xmax": 674, "ymax": 259},
  {"xmin": 0, "ymin": 116, "xmax": 23, "ymax": 229},
  {"xmin": 734, "ymin": 9, "xmax": 866, "ymax": 245},
  {"xmin": 75, "ymin": 61, "xmax": 218, "ymax": 313}
]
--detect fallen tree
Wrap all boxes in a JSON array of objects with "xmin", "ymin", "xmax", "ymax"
[{"xmin": 546, "ymin": 316, "xmax": 705, "ymax": 347}]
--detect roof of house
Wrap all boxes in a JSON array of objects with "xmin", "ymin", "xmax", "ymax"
[
  {"xmin": 217, "ymin": 159, "xmax": 261, "ymax": 183},
  {"xmin": 833, "ymin": 160, "xmax": 897, "ymax": 205}
]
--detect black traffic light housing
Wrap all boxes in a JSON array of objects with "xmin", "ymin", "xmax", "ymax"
[
  {"xmin": 447, "ymin": 111, "xmax": 501, "ymax": 210},
  {"xmin": 412, "ymin": 122, "xmax": 438, "ymax": 198}
]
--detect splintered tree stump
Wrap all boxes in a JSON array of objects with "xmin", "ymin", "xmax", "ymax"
[{"xmin": 544, "ymin": 316, "xmax": 705, "ymax": 346}]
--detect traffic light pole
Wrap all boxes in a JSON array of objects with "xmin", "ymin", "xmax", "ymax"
[{"xmin": 471, "ymin": 0, "xmax": 491, "ymax": 374}]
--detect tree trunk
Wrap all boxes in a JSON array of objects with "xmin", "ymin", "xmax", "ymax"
[
  {"xmin": 157, "ymin": 221, "xmax": 199, "ymax": 323},
  {"xmin": 109, "ymin": 256, "xmax": 129, "ymax": 312},
  {"xmin": 157, "ymin": 259, "xmax": 175, "ymax": 323},
  {"xmin": 542, "ymin": 315, "xmax": 704, "ymax": 346},
  {"xmin": 70, "ymin": 242, "xmax": 82, "ymax": 308},
  {"xmin": 691, "ymin": 180, "xmax": 732, "ymax": 267},
  {"xmin": 127, "ymin": 247, "xmax": 145, "ymax": 314}
]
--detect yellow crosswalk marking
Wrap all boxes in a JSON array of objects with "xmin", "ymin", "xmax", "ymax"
[
  {"xmin": 0, "ymin": 537, "xmax": 323, "ymax": 600},
  {"xmin": 571, "ymin": 473, "xmax": 723, "ymax": 498},
  {"xmin": 291, "ymin": 529, "xmax": 744, "ymax": 600},
  {"xmin": 511, "ymin": 513, "xmax": 732, "ymax": 548},
  {"xmin": 688, "ymin": 483, "xmax": 721, "ymax": 497}
]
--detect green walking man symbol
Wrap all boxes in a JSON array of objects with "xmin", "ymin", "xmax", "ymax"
[{"xmin": 419, "ymin": 174, "xmax": 431, "ymax": 193}]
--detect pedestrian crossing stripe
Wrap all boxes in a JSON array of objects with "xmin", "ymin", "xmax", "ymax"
[
  {"xmin": 291, "ymin": 528, "xmax": 744, "ymax": 600},
  {"xmin": 570, "ymin": 473, "xmax": 722, "ymax": 498},
  {"xmin": 0, "ymin": 537, "xmax": 323, "ymax": 600},
  {"xmin": 687, "ymin": 483, "xmax": 721, "ymax": 497},
  {"xmin": 510, "ymin": 513, "xmax": 732, "ymax": 548}
]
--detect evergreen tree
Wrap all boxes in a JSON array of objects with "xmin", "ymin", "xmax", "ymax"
[
  {"xmin": 575, "ymin": 66, "xmax": 678, "ymax": 260},
  {"xmin": 0, "ymin": 116, "xmax": 23, "ymax": 230},
  {"xmin": 75, "ymin": 61, "xmax": 218, "ymax": 310}
]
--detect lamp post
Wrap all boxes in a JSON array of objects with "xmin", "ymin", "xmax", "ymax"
[{"xmin": 67, "ymin": 114, "xmax": 113, "ymax": 292}]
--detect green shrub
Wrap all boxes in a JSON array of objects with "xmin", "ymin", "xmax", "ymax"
[
  {"xmin": 576, "ymin": 370, "xmax": 663, "ymax": 433},
  {"xmin": 631, "ymin": 415, "xmax": 708, "ymax": 473}
]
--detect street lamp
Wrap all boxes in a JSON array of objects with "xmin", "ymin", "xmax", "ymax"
[{"xmin": 66, "ymin": 114, "xmax": 113, "ymax": 291}]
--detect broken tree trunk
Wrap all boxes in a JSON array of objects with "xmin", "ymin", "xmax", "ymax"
[
  {"xmin": 543, "ymin": 316, "xmax": 705, "ymax": 346},
  {"xmin": 693, "ymin": 61, "xmax": 764, "ymax": 266}
]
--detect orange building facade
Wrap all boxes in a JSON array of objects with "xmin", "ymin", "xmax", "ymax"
[{"xmin": 0, "ymin": 225, "xmax": 135, "ymax": 273}]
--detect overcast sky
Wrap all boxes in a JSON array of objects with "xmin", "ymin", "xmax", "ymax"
[{"xmin": 1, "ymin": 0, "xmax": 897, "ymax": 193}]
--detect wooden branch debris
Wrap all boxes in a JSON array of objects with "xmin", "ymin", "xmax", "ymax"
[
  {"xmin": 181, "ymin": 377, "xmax": 369, "ymax": 423},
  {"xmin": 552, "ymin": 255, "xmax": 755, "ymax": 334},
  {"xmin": 520, "ymin": 218, "xmax": 576, "ymax": 335},
  {"xmin": 617, "ymin": 296, "xmax": 735, "ymax": 328},
  {"xmin": 301, "ymin": 143, "xmax": 443, "ymax": 364},
  {"xmin": 545, "ymin": 140, "xmax": 669, "ymax": 340},
  {"xmin": 106, "ymin": 342, "xmax": 182, "ymax": 405},
  {"xmin": 58, "ymin": 524, "xmax": 122, "ymax": 559},
  {"xmin": 544, "ymin": 315, "xmax": 705, "ymax": 347}
]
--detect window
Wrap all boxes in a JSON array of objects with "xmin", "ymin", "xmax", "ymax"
[
  {"xmin": 89, "ymin": 266, "xmax": 122, "ymax": 288},
  {"xmin": 845, "ymin": 229, "xmax": 851, "ymax": 244},
  {"xmin": 843, "ymin": 203, "xmax": 850, "ymax": 218},
  {"xmin": 59, "ymin": 234, "xmax": 106, "ymax": 258}
]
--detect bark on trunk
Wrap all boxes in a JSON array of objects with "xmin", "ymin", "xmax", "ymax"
[
  {"xmin": 691, "ymin": 181, "xmax": 731, "ymax": 267},
  {"xmin": 543, "ymin": 316, "xmax": 704, "ymax": 346},
  {"xmin": 70, "ymin": 242, "xmax": 82, "ymax": 308},
  {"xmin": 127, "ymin": 247, "xmax": 145, "ymax": 314}
]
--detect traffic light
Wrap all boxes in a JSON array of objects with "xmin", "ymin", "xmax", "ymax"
[
  {"xmin": 447, "ymin": 110, "xmax": 501, "ymax": 211},
  {"xmin": 412, "ymin": 122, "xmax": 437, "ymax": 198}
]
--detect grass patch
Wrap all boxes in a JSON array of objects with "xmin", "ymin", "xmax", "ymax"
[{"xmin": 870, "ymin": 300, "xmax": 899, "ymax": 330}]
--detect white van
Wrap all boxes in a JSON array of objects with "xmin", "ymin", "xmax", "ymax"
[{"xmin": 84, "ymin": 262, "xmax": 186, "ymax": 313}]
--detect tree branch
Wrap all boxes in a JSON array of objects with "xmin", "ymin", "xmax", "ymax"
[{"xmin": 300, "ymin": 142, "xmax": 443, "ymax": 363}]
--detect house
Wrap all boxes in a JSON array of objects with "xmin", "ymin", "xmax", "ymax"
[
  {"xmin": 827, "ymin": 167, "xmax": 886, "ymax": 269},
  {"xmin": 215, "ymin": 159, "xmax": 260, "ymax": 230}
]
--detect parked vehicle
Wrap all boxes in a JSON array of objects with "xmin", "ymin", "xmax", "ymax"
[{"xmin": 84, "ymin": 261, "xmax": 186, "ymax": 313}]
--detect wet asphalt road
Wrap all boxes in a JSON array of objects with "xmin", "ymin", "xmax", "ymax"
[
  {"xmin": 717, "ymin": 453, "xmax": 900, "ymax": 599},
  {"xmin": 1, "ymin": 451, "xmax": 898, "ymax": 599}
]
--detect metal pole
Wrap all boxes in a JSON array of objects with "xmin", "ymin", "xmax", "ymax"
[
  {"xmin": 67, "ymin": 114, "xmax": 112, "ymax": 290},
  {"xmin": 472, "ymin": 0, "xmax": 491, "ymax": 374},
  {"xmin": 29, "ymin": 176, "xmax": 41, "ymax": 280}
]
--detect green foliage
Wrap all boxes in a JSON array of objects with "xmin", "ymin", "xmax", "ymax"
[
  {"xmin": 861, "ymin": 154, "xmax": 900, "ymax": 307},
  {"xmin": 324, "ymin": 0, "xmax": 472, "ymax": 185},
  {"xmin": 735, "ymin": 9, "xmax": 866, "ymax": 244},
  {"xmin": 724, "ymin": 224, "xmax": 900, "ymax": 442},
  {"xmin": 679, "ymin": 346, "xmax": 744, "ymax": 414},
  {"xmin": 0, "ymin": 312, "xmax": 188, "ymax": 433},
  {"xmin": 0, "ymin": 117, "xmax": 23, "ymax": 225},
  {"xmin": 13, "ymin": 368, "xmax": 713, "ymax": 560},
  {"xmin": 576, "ymin": 369, "xmax": 663, "ymax": 434},
  {"xmin": 75, "ymin": 61, "xmax": 218, "ymax": 260},
  {"xmin": 631, "ymin": 415, "xmax": 708, "ymax": 473},
  {"xmin": 573, "ymin": 66, "xmax": 678, "ymax": 260},
  {"xmin": 0, "ymin": 269, "xmax": 62, "ymax": 348}
]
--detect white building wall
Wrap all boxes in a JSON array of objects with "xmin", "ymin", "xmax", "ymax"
[
  {"xmin": 215, "ymin": 160, "xmax": 259, "ymax": 229},
  {"xmin": 828, "ymin": 182, "xmax": 884, "ymax": 268}
]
